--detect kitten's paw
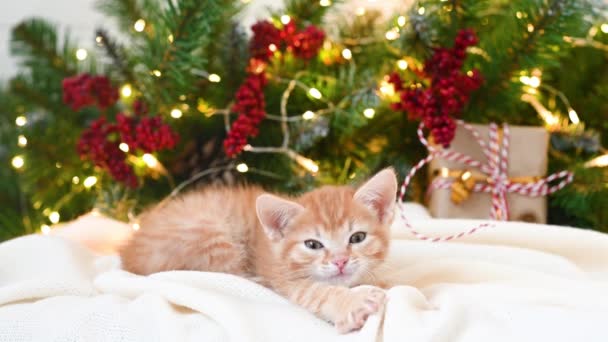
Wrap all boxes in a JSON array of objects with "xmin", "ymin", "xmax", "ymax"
[{"xmin": 335, "ymin": 285, "xmax": 386, "ymax": 334}]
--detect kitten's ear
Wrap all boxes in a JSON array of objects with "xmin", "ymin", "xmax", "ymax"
[
  {"xmin": 256, "ymin": 194, "xmax": 305, "ymax": 241},
  {"xmin": 354, "ymin": 167, "xmax": 398, "ymax": 224}
]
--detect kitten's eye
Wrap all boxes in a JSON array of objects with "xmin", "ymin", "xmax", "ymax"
[
  {"xmin": 349, "ymin": 232, "xmax": 367, "ymax": 244},
  {"xmin": 304, "ymin": 239, "xmax": 324, "ymax": 250}
]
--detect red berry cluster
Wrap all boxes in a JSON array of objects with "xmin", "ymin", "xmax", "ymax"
[
  {"xmin": 77, "ymin": 102, "xmax": 179, "ymax": 188},
  {"xmin": 77, "ymin": 117, "xmax": 138, "ymax": 188},
  {"xmin": 389, "ymin": 29, "xmax": 483, "ymax": 147},
  {"xmin": 223, "ymin": 72, "xmax": 268, "ymax": 157},
  {"xmin": 249, "ymin": 20, "xmax": 325, "ymax": 62},
  {"xmin": 223, "ymin": 20, "xmax": 325, "ymax": 157},
  {"xmin": 62, "ymin": 74, "xmax": 119, "ymax": 111}
]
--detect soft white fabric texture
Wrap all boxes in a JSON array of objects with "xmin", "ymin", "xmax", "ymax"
[{"xmin": 1, "ymin": 203, "xmax": 608, "ymax": 342}]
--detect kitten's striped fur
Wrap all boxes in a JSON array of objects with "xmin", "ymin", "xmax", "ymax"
[{"xmin": 120, "ymin": 168, "xmax": 397, "ymax": 333}]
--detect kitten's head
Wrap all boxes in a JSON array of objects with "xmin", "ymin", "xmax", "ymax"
[{"xmin": 256, "ymin": 168, "xmax": 397, "ymax": 286}]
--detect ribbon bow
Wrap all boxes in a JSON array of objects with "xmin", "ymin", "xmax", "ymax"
[{"xmin": 398, "ymin": 120, "xmax": 574, "ymax": 221}]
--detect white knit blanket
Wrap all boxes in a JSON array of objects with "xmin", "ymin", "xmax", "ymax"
[{"xmin": 1, "ymin": 204, "xmax": 608, "ymax": 342}]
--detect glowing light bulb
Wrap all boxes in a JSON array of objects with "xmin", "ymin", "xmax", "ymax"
[
  {"xmin": 120, "ymin": 84, "xmax": 132, "ymax": 97},
  {"xmin": 584, "ymin": 154, "xmax": 608, "ymax": 168},
  {"xmin": 341, "ymin": 48, "xmax": 352, "ymax": 60},
  {"xmin": 83, "ymin": 176, "xmax": 97, "ymax": 188},
  {"xmin": 397, "ymin": 16, "xmax": 406, "ymax": 27},
  {"xmin": 379, "ymin": 79, "xmax": 395, "ymax": 97},
  {"xmin": 76, "ymin": 48, "xmax": 88, "ymax": 61},
  {"xmin": 568, "ymin": 109, "xmax": 580, "ymax": 124},
  {"xmin": 397, "ymin": 59, "xmax": 408, "ymax": 70},
  {"xmin": 11, "ymin": 156, "xmax": 24, "ymax": 169},
  {"xmin": 15, "ymin": 116, "xmax": 27, "ymax": 126},
  {"xmin": 308, "ymin": 88, "xmax": 322, "ymax": 99},
  {"xmin": 302, "ymin": 111, "xmax": 315, "ymax": 120},
  {"xmin": 208, "ymin": 74, "xmax": 221, "ymax": 83},
  {"xmin": 170, "ymin": 108, "xmax": 183, "ymax": 118},
  {"xmin": 356, "ymin": 7, "xmax": 366, "ymax": 16},
  {"xmin": 294, "ymin": 155, "xmax": 319, "ymax": 173},
  {"xmin": 49, "ymin": 211, "xmax": 60, "ymax": 224},
  {"xmin": 18, "ymin": 135, "xmax": 27, "ymax": 147},
  {"xmin": 236, "ymin": 163, "xmax": 249, "ymax": 173},
  {"xmin": 132, "ymin": 223, "xmax": 140, "ymax": 231},
  {"xmin": 363, "ymin": 108, "xmax": 375, "ymax": 118},
  {"xmin": 168, "ymin": 34, "xmax": 174, "ymax": 43},
  {"xmin": 516, "ymin": 11, "xmax": 523, "ymax": 19},
  {"xmin": 602, "ymin": 24, "xmax": 608, "ymax": 33},
  {"xmin": 152, "ymin": 70, "xmax": 162, "ymax": 77},
  {"xmin": 527, "ymin": 24, "xmax": 534, "ymax": 32},
  {"xmin": 528, "ymin": 76, "xmax": 541, "ymax": 88},
  {"xmin": 95, "ymin": 35, "xmax": 103, "ymax": 44},
  {"xmin": 280, "ymin": 15, "xmax": 291, "ymax": 24},
  {"xmin": 142, "ymin": 153, "xmax": 158, "ymax": 168},
  {"xmin": 268, "ymin": 43, "xmax": 277, "ymax": 52},
  {"xmin": 134, "ymin": 19, "xmax": 146, "ymax": 32},
  {"xmin": 418, "ymin": 7, "xmax": 426, "ymax": 15},
  {"xmin": 119, "ymin": 143, "xmax": 130, "ymax": 152},
  {"xmin": 385, "ymin": 29, "xmax": 400, "ymax": 40},
  {"xmin": 41, "ymin": 225, "xmax": 51, "ymax": 235},
  {"xmin": 72, "ymin": 176, "xmax": 80, "ymax": 184},
  {"xmin": 319, "ymin": 0, "xmax": 331, "ymax": 7}
]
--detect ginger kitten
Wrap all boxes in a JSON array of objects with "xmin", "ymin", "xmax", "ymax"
[{"xmin": 120, "ymin": 168, "xmax": 398, "ymax": 333}]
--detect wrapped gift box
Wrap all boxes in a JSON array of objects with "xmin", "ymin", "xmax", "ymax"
[{"xmin": 427, "ymin": 124, "xmax": 550, "ymax": 223}]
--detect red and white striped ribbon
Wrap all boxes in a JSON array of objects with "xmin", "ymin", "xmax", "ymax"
[{"xmin": 397, "ymin": 120, "xmax": 574, "ymax": 242}]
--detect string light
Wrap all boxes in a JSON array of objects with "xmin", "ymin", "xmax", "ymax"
[
  {"xmin": 379, "ymin": 78, "xmax": 395, "ymax": 97},
  {"xmin": 584, "ymin": 154, "xmax": 608, "ymax": 168},
  {"xmin": 15, "ymin": 116, "xmax": 27, "ymax": 126},
  {"xmin": 18, "ymin": 135, "xmax": 27, "ymax": 147},
  {"xmin": 516, "ymin": 11, "xmax": 523, "ymax": 19},
  {"xmin": 119, "ymin": 143, "xmax": 130, "ymax": 152},
  {"xmin": 418, "ymin": 7, "xmax": 426, "ymax": 15},
  {"xmin": 142, "ymin": 153, "xmax": 158, "ymax": 168},
  {"xmin": 11, "ymin": 156, "xmax": 24, "ymax": 169},
  {"xmin": 168, "ymin": 34, "xmax": 174, "ymax": 43},
  {"xmin": 302, "ymin": 111, "xmax": 315, "ymax": 120},
  {"xmin": 75, "ymin": 48, "xmax": 88, "ymax": 61},
  {"xmin": 41, "ymin": 225, "xmax": 51, "ymax": 235},
  {"xmin": 134, "ymin": 19, "xmax": 146, "ymax": 32},
  {"xmin": 95, "ymin": 35, "xmax": 103, "ymax": 45},
  {"xmin": 120, "ymin": 84, "xmax": 132, "ymax": 97},
  {"xmin": 72, "ymin": 176, "xmax": 80, "ymax": 184},
  {"xmin": 397, "ymin": 16, "xmax": 406, "ymax": 27},
  {"xmin": 601, "ymin": 24, "xmax": 608, "ymax": 34},
  {"xmin": 568, "ymin": 109, "xmax": 580, "ymax": 124},
  {"xmin": 170, "ymin": 108, "xmax": 183, "ymax": 118},
  {"xmin": 280, "ymin": 15, "xmax": 291, "ymax": 25},
  {"xmin": 49, "ymin": 211, "xmax": 60, "ymax": 224},
  {"xmin": 308, "ymin": 88, "xmax": 322, "ymax": 99},
  {"xmin": 385, "ymin": 28, "xmax": 400, "ymax": 40},
  {"xmin": 520, "ymin": 75, "xmax": 540, "ymax": 88},
  {"xmin": 208, "ymin": 74, "xmax": 221, "ymax": 83},
  {"xmin": 319, "ymin": 0, "xmax": 331, "ymax": 7},
  {"xmin": 132, "ymin": 223, "xmax": 140, "ymax": 231},
  {"xmin": 83, "ymin": 176, "xmax": 98, "ymax": 188},
  {"xmin": 363, "ymin": 108, "xmax": 375, "ymax": 118},
  {"xmin": 152, "ymin": 70, "xmax": 162, "ymax": 77},
  {"xmin": 341, "ymin": 48, "xmax": 352, "ymax": 60},
  {"xmin": 268, "ymin": 43, "xmax": 277, "ymax": 52},
  {"xmin": 292, "ymin": 153, "xmax": 319, "ymax": 173},
  {"xmin": 397, "ymin": 59, "xmax": 408, "ymax": 70},
  {"xmin": 527, "ymin": 24, "xmax": 535, "ymax": 33},
  {"xmin": 236, "ymin": 163, "xmax": 249, "ymax": 173},
  {"xmin": 356, "ymin": 7, "xmax": 366, "ymax": 16}
]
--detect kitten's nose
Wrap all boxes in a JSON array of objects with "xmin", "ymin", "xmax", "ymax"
[{"xmin": 332, "ymin": 257, "xmax": 349, "ymax": 272}]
